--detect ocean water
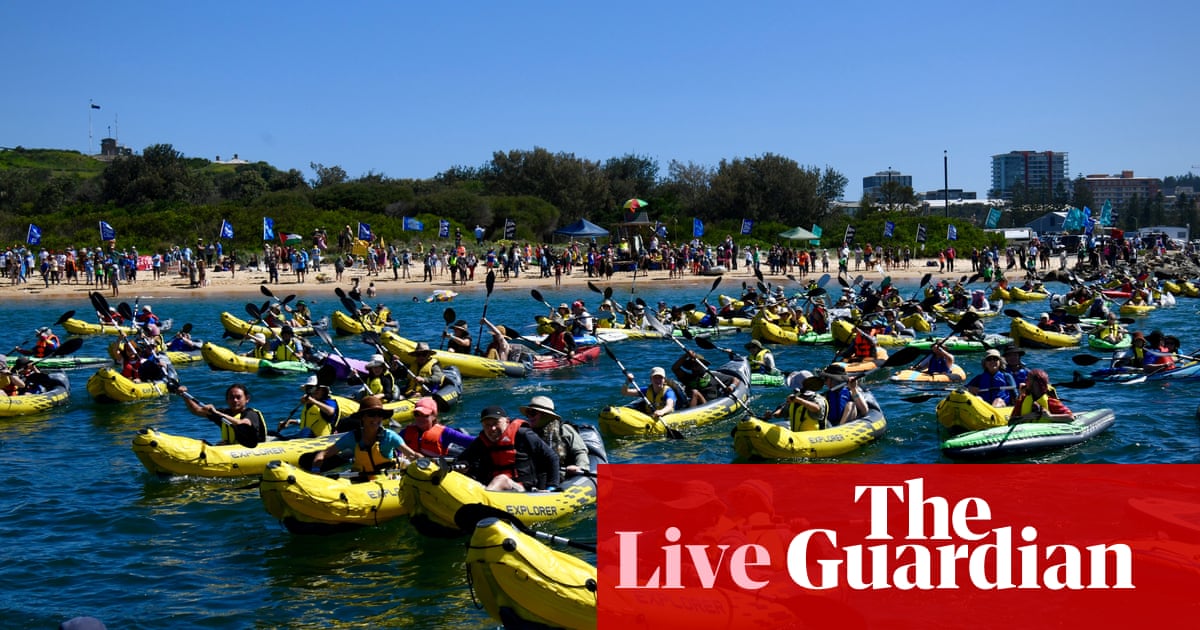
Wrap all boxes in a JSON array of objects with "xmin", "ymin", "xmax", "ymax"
[{"xmin": 0, "ymin": 276, "xmax": 1196, "ymax": 628}]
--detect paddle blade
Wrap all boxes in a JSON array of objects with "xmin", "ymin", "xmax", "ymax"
[
  {"xmin": 485, "ymin": 270, "xmax": 496, "ymax": 294},
  {"xmin": 316, "ymin": 364, "xmax": 337, "ymax": 386},
  {"xmin": 181, "ymin": 322, "xmax": 194, "ymax": 334},
  {"xmin": 901, "ymin": 392, "xmax": 942, "ymax": 403},
  {"xmin": 245, "ymin": 302, "xmax": 262, "ymax": 320},
  {"xmin": 54, "ymin": 310, "xmax": 76, "ymax": 326},
  {"xmin": 443, "ymin": 308, "xmax": 456, "ymax": 324},
  {"xmin": 54, "ymin": 337, "xmax": 85, "ymax": 356},
  {"xmin": 694, "ymin": 335, "xmax": 716, "ymax": 350},
  {"xmin": 1003, "ymin": 308, "xmax": 1023, "ymax": 318},
  {"xmin": 340, "ymin": 296, "xmax": 359, "ymax": 316},
  {"xmin": 348, "ymin": 288, "xmax": 362, "ymax": 303},
  {"xmin": 882, "ymin": 345, "xmax": 923, "ymax": 368},
  {"xmin": 919, "ymin": 272, "xmax": 932, "ymax": 288},
  {"xmin": 530, "ymin": 289, "xmax": 545, "ymax": 304},
  {"xmin": 281, "ymin": 294, "xmax": 296, "ymax": 307},
  {"xmin": 587, "ymin": 281, "xmax": 603, "ymax": 294},
  {"xmin": 118, "ymin": 302, "xmax": 134, "ymax": 321},
  {"xmin": 89, "ymin": 291, "xmax": 109, "ymax": 316},
  {"xmin": 334, "ymin": 287, "xmax": 347, "ymax": 299},
  {"xmin": 260, "ymin": 285, "xmax": 274, "ymax": 298}
]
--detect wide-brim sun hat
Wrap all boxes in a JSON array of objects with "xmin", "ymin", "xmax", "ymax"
[{"xmin": 520, "ymin": 395, "xmax": 561, "ymax": 421}]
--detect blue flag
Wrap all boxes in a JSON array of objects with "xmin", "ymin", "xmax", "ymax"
[
  {"xmin": 99, "ymin": 220, "xmax": 116, "ymax": 242},
  {"xmin": 403, "ymin": 217, "xmax": 424, "ymax": 232},
  {"xmin": 357, "ymin": 222, "xmax": 372, "ymax": 241},
  {"xmin": 947, "ymin": 224, "xmax": 958, "ymax": 241},
  {"xmin": 263, "ymin": 217, "xmax": 275, "ymax": 241},
  {"xmin": 655, "ymin": 223, "xmax": 668, "ymax": 238},
  {"xmin": 27, "ymin": 224, "xmax": 41, "ymax": 245},
  {"xmin": 439, "ymin": 220, "xmax": 450, "ymax": 238},
  {"xmin": 504, "ymin": 219, "xmax": 516, "ymax": 239},
  {"xmin": 1099, "ymin": 200, "xmax": 1113, "ymax": 226},
  {"xmin": 844, "ymin": 224, "xmax": 856, "ymax": 245},
  {"xmin": 985, "ymin": 207, "xmax": 1002, "ymax": 229},
  {"xmin": 811, "ymin": 224, "xmax": 822, "ymax": 238},
  {"xmin": 692, "ymin": 218, "xmax": 704, "ymax": 238},
  {"xmin": 740, "ymin": 219, "xmax": 753, "ymax": 235},
  {"xmin": 883, "ymin": 221, "xmax": 895, "ymax": 238},
  {"xmin": 219, "ymin": 219, "xmax": 234, "ymax": 240}
]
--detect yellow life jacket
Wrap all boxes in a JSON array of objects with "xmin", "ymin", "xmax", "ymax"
[
  {"xmin": 1018, "ymin": 393, "xmax": 1049, "ymax": 416},
  {"xmin": 788, "ymin": 398, "xmax": 827, "ymax": 432},
  {"xmin": 274, "ymin": 339, "xmax": 302, "ymax": 362},
  {"xmin": 302, "ymin": 400, "xmax": 339, "ymax": 436},
  {"xmin": 220, "ymin": 409, "xmax": 265, "ymax": 445},
  {"xmin": 646, "ymin": 384, "xmax": 672, "ymax": 411},
  {"xmin": 352, "ymin": 439, "xmax": 392, "ymax": 473},
  {"xmin": 748, "ymin": 348, "xmax": 771, "ymax": 373}
]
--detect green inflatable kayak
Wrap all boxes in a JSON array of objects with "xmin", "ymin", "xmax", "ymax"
[
  {"xmin": 5, "ymin": 355, "xmax": 112, "ymax": 370},
  {"xmin": 1087, "ymin": 333, "xmax": 1131, "ymax": 351},
  {"xmin": 940, "ymin": 408, "xmax": 1115, "ymax": 459},
  {"xmin": 749, "ymin": 373, "xmax": 786, "ymax": 387}
]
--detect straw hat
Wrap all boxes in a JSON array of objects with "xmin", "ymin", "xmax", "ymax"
[
  {"xmin": 412, "ymin": 342, "xmax": 435, "ymax": 355},
  {"xmin": 366, "ymin": 354, "xmax": 386, "ymax": 369}
]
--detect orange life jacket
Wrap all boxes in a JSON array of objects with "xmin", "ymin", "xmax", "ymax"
[{"xmin": 402, "ymin": 423, "xmax": 449, "ymax": 457}]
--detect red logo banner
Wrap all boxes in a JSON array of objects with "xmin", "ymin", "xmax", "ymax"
[{"xmin": 598, "ymin": 464, "xmax": 1200, "ymax": 629}]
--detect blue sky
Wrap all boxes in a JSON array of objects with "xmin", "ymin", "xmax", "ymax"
[{"xmin": 3, "ymin": 1, "xmax": 1194, "ymax": 200}]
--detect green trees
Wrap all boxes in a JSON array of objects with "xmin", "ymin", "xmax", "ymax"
[{"xmin": 2, "ymin": 142, "xmax": 858, "ymax": 252}]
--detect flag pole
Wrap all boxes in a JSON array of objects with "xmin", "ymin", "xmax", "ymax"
[{"xmin": 88, "ymin": 100, "xmax": 94, "ymax": 155}]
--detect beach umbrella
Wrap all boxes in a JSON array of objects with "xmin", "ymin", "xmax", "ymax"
[
  {"xmin": 778, "ymin": 226, "xmax": 820, "ymax": 240},
  {"xmin": 623, "ymin": 198, "xmax": 648, "ymax": 212}
]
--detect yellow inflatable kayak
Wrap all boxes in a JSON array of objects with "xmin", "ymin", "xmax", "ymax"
[
  {"xmin": 1008, "ymin": 287, "xmax": 1049, "ymax": 301},
  {"xmin": 132, "ymin": 428, "xmax": 339, "ymax": 478},
  {"xmin": 889, "ymin": 364, "xmax": 967, "ymax": 384},
  {"xmin": 405, "ymin": 458, "xmax": 597, "ymax": 537},
  {"xmin": 1118, "ymin": 302, "xmax": 1157, "ymax": 316},
  {"xmin": 598, "ymin": 359, "xmax": 750, "ymax": 437},
  {"xmin": 218, "ymin": 311, "xmax": 321, "ymax": 339},
  {"xmin": 831, "ymin": 319, "xmax": 911, "ymax": 347},
  {"xmin": 465, "ymin": 516, "xmax": 597, "ymax": 630},
  {"xmin": 259, "ymin": 460, "xmax": 409, "ymax": 534},
  {"xmin": 989, "ymin": 286, "xmax": 1011, "ymax": 301},
  {"xmin": 750, "ymin": 314, "xmax": 832, "ymax": 345},
  {"xmin": 935, "ymin": 389, "xmax": 1013, "ymax": 432},
  {"xmin": 0, "ymin": 372, "xmax": 70, "ymax": 417},
  {"xmin": 61, "ymin": 318, "xmax": 141, "ymax": 336},
  {"xmin": 732, "ymin": 392, "xmax": 887, "ymax": 459},
  {"xmin": 1009, "ymin": 316, "xmax": 1081, "ymax": 349},
  {"xmin": 379, "ymin": 331, "xmax": 528, "ymax": 379},
  {"xmin": 199, "ymin": 342, "xmax": 314, "ymax": 375},
  {"xmin": 330, "ymin": 310, "xmax": 392, "ymax": 336},
  {"xmin": 686, "ymin": 309, "xmax": 753, "ymax": 329},
  {"xmin": 901, "ymin": 311, "xmax": 933, "ymax": 333},
  {"xmin": 86, "ymin": 367, "xmax": 172, "ymax": 403}
]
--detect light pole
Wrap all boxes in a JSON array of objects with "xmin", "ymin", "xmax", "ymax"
[{"xmin": 943, "ymin": 151, "xmax": 950, "ymax": 218}]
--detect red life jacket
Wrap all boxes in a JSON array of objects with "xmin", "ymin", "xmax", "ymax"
[
  {"xmin": 483, "ymin": 418, "xmax": 526, "ymax": 479},
  {"xmin": 852, "ymin": 332, "xmax": 874, "ymax": 360},
  {"xmin": 402, "ymin": 423, "xmax": 448, "ymax": 456}
]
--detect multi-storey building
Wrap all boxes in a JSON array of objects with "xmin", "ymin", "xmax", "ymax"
[
  {"xmin": 991, "ymin": 150, "xmax": 1068, "ymax": 199},
  {"xmin": 862, "ymin": 169, "xmax": 912, "ymax": 201},
  {"xmin": 1082, "ymin": 171, "xmax": 1161, "ymax": 211}
]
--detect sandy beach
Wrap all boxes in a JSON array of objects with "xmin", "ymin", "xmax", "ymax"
[
  {"xmin": 0, "ymin": 256, "xmax": 958, "ymax": 306},
  {"xmin": 0, "ymin": 257, "xmax": 954, "ymax": 305}
]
